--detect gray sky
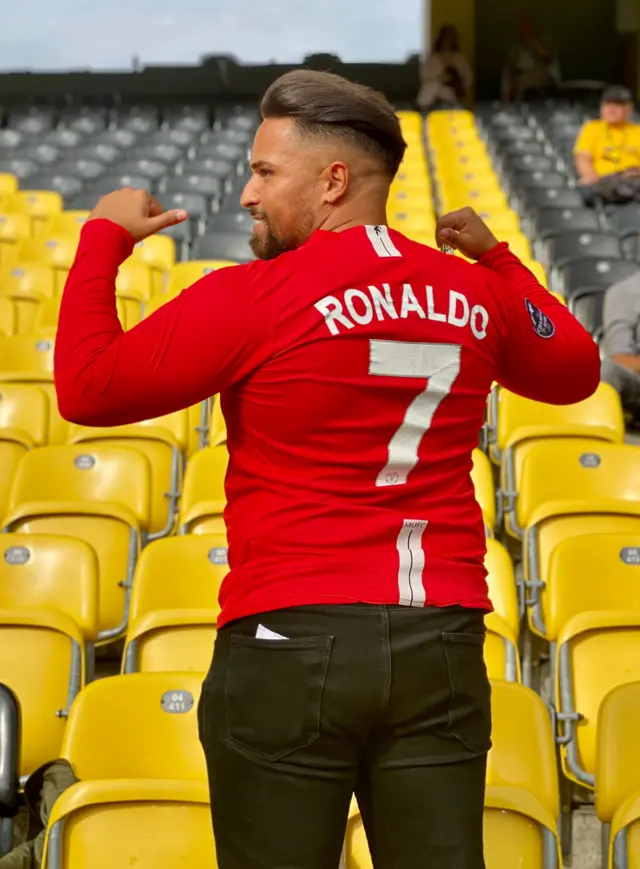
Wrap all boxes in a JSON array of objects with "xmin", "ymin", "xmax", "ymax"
[{"xmin": 0, "ymin": 0, "xmax": 422, "ymax": 70}]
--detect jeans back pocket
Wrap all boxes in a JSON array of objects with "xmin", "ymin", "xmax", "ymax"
[
  {"xmin": 225, "ymin": 634, "xmax": 333, "ymax": 761},
  {"xmin": 442, "ymin": 631, "xmax": 492, "ymax": 755}
]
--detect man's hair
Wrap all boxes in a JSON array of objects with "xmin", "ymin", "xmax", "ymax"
[{"xmin": 261, "ymin": 69, "xmax": 407, "ymax": 178}]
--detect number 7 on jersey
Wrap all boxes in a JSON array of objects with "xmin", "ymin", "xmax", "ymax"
[{"xmin": 369, "ymin": 340, "xmax": 462, "ymax": 487}]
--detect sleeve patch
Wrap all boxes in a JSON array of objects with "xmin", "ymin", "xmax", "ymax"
[{"xmin": 525, "ymin": 298, "xmax": 555, "ymax": 338}]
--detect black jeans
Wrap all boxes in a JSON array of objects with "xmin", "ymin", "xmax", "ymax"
[{"xmin": 198, "ymin": 604, "xmax": 491, "ymax": 869}]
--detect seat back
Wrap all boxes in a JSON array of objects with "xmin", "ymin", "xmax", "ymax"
[
  {"xmin": 0, "ymin": 441, "xmax": 28, "ymax": 528},
  {"xmin": 116, "ymin": 259, "xmax": 154, "ymax": 303},
  {"xmin": 40, "ymin": 210, "xmax": 89, "ymax": 237},
  {"xmin": 179, "ymin": 445, "xmax": 228, "ymax": 534},
  {"xmin": 484, "ymin": 540, "xmax": 518, "ymax": 636},
  {"xmin": 0, "ymin": 213, "xmax": 30, "ymax": 265},
  {"xmin": 0, "ymin": 333, "xmax": 54, "ymax": 378},
  {"xmin": 498, "ymin": 382, "xmax": 624, "ymax": 456},
  {"xmin": 63, "ymin": 673, "xmax": 207, "ymax": 780},
  {"xmin": 471, "ymin": 448, "xmax": 495, "ymax": 535},
  {"xmin": 5, "ymin": 191, "xmax": 63, "ymax": 233},
  {"xmin": 487, "ymin": 680, "xmax": 559, "ymax": 819},
  {"xmin": 129, "ymin": 535, "xmax": 227, "ymax": 624},
  {"xmin": 0, "ymin": 263, "xmax": 56, "ymax": 333},
  {"xmin": 0, "ymin": 534, "xmax": 99, "ymax": 640},
  {"xmin": 0, "ymin": 609, "xmax": 83, "ymax": 777},
  {"xmin": 7, "ymin": 445, "xmax": 150, "ymax": 526},
  {"xmin": 0, "ymin": 383, "xmax": 48, "ymax": 446},
  {"xmin": 545, "ymin": 532, "xmax": 640, "ymax": 640},
  {"xmin": 516, "ymin": 440, "xmax": 640, "ymax": 531},
  {"xmin": 557, "ymin": 613, "xmax": 640, "ymax": 784},
  {"xmin": 596, "ymin": 681, "xmax": 640, "ymax": 822}
]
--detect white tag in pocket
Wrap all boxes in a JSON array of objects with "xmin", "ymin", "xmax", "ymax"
[{"xmin": 256, "ymin": 624, "xmax": 289, "ymax": 641}]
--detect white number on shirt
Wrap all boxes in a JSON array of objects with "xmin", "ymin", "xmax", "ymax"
[{"xmin": 369, "ymin": 340, "xmax": 462, "ymax": 486}]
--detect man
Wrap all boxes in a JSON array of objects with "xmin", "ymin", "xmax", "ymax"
[
  {"xmin": 602, "ymin": 270, "xmax": 640, "ymax": 421},
  {"xmin": 54, "ymin": 70, "xmax": 600, "ymax": 869},
  {"xmin": 574, "ymin": 85, "xmax": 640, "ymax": 204}
]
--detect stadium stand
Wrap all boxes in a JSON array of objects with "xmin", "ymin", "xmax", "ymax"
[{"xmin": 0, "ymin": 89, "xmax": 638, "ymax": 866}]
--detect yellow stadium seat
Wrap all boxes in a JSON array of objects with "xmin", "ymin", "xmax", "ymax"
[
  {"xmin": 131, "ymin": 235, "xmax": 175, "ymax": 294},
  {"xmin": 17, "ymin": 235, "xmax": 78, "ymax": 293},
  {"xmin": 0, "ymin": 608, "xmax": 85, "ymax": 778},
  {"xmin": 497, "ymin": 231, "xmax": 532, "ymax": 261},
  {"xmin": 556, "ymin": 612, "xmax": 640, "ymax": 790},
  {"xmin": 516, "ymin": 441, "xmax": 640, "ymax": 653},
  {"xmin": 116, "ymin": 258, "xmax": 154, "ymax": 301},
  {"xmin": 42, "ymin": 673, "xmax": 213, "ymax": 869},
  {"xmin": 387, "ymin": 211, "xmax": 434, "ymax": 235},
  {"xmin": 0, "ymin": 262, "xmax": 55, "ymax": 333},
  {"xmin": 62, "ymin": 672, "xmax": 207, "ymax": 779},
  {"xmin": 210, "ymin": 396, "xmax": 227, "ymax": 447},
  {"xmin": 485, "ymin": 539, "xmax": 519, "ymax": 636},
  {"xmin": 167, "ymin": 260, "xmax": 237, "ymax": 297},
  {"xmin": 0, "ymin": 332, "xmax": 68, "ymax": 443},
  {"xmin": 0, "ymin": 296, "xmax": 15, "ymax": 336},
  {"xmin": 0, "ymin": 213, "xmax": 31, "ymax": 265},
  {"xmin": 5, "ymin": 190, "xmax": 63, "ymax": 235},
  {"xmin": 40, "ymin": 210, "xmax": 89, "ymax": 238},
  {"xmin": 485, "ymin": 611, "xmax": 520, "ymax": 681},
  {"xmin": 440, "ymin": 189, "xmax": 509, "ymax": 214},
  {"xmin": 522, "ymin": 260, "xmax": 548, "ymax": 288},
  {"xmin": 471, "ymin": 448, "xmax": 495, "ymax": 536},
  {"xmin": 43, "ymin": 780, "xmax": 214, "ymax": 869},
  {"xmin": 596, "ymin": 682, "xmax": 640, "ymax": 867},
  {"xmin": 3, "ymin": 445, "xmax": 152, "ymax": 642},
  {"xmin": 0, "ymin": 382, "xmax": 48, "ymax": 446},
  {"xmin": 0, "ymin": 533, "xmax": 98, "ymax": 640},
  {"xmin": 123, "ymin": 533, "xmax": 227, "ymax": 672},
  {"xmin": 387, "ymin": 190, "xmax": 432, "ymax": 215},
  {"xmin": 535, "ymin": 531, "xmax": 640, "ymax": 651},
  {"xmin": 0, "ymin": 174, "xmax": 18, "ymax": 196},
  {"xmin": 477, "ymin": 209, "xmax": 521, "ymax": 234},
  {"xmin": 498, "ymin": 382, "xmax": 624, "ymax": 533},
  {"xmin": 179, "ymin": 445, "xmax": 228, "ymax": 534},
  {"xmin": 68, "ymin": 409, "xmax": 189, "ymax": 538},
  {"xmin": 345, "ymin": 680, "xmax": 560, "ymax": 869}
]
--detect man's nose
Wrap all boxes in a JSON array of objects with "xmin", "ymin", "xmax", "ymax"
[{"xmin": 240, "ymin": 178, "xmax": 259, "ymax": 210}]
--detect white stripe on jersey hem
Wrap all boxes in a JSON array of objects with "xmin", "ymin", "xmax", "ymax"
[
  {"xmin": 365, "ymin": 225, "xmax": 402, "ymax": 258},
  {"xmin": 396, "ymin": 518, "xmax": 427, "ymax": 607}
]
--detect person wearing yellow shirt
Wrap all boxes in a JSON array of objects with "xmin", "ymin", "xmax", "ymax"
[{"xmin": 574, "ymin": 86, "xmax": 640, "ymax": 204}]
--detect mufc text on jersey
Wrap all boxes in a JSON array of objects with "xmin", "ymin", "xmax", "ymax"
[{"xmin": 315, "ymin": 283, "xmax": 489, "ymax": 339}]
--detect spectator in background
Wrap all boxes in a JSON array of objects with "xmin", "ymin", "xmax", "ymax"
[
  {"xmin": 602, "ymin": 272, "xmax": 640, "ymax": 423},
  {"xmin": 501, "ymin": 14, "xmax": 560, "ymax": 102},
  {"xmin": 574, "ymin": 86, "xmax": 640, "ymax": 205},
  {"xmin": 417, "ymin": 25, "xmax": 473, "ymax": 111}
]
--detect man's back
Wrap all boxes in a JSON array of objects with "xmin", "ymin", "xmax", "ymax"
[{"xmin": 55, "ymin": 218, "xmax": 600, "ymax": 627}]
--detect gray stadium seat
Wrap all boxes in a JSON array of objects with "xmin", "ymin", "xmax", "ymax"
[
  {"xmin": 92, "ymin": 174, "xmax": 153, "ymax": 195},
  {"xmin": 0, "ymin": 159, "xmax": 38, "ymax": 180},
  {"xmin": 178, "ymin": 159, "xmax": 235, "ymax": 181},
  {"xmin": 512, "ymin": 170, "xmax": 567, "ymax": 192},
  {"xmin": 546, "ymin": 231, "xmax": 622, "ymax": 269},
  {"xmin": 193, "ymin": 231, "xmax": 254, "ymax": 262},
  {"xmin": 16, "ymin": 144, "xmax": 60, "ymax": 165},
  {"xmin": 24, "ymin": 173, "xmax": 84, "ymax": 199},
  {"xmin": 521, "ymin": 187, "xmax": 584, "ymax": 213},
  {"xmin": 93, "ymin": 129, "xmax": 139, "ymax": 149},
  {"xmin": 205, "ymin": 127, "xmax": 253, "ymax": 147},
  {"xmin": 128, "ymin": 143, "xmax": 185, "ymax": 165},
  {"xmin": 41, "ymin": 129, "xmax": 85, "ymax": 150},
  {"xmin": 534, "ymin": 207, "xmax": 600, "ymax": 241},
  {"xmin": 113, "ymin": 159, "xmax": 168, "ymax": 182},
  {"xmin": 196, "ymin": 142, "xmax": 246, "ymax": 164},
  {"xmin": 151, "ymin": 129, "xmax": 195, "ymax": 148},
  {"xmin": 607, "ymin": 203, "xmax": 640, "ymax": 237},
  {"xmin": 0, "ymin": 130, "xmax": 22, "ymax": 150},
  {"xmin": 162, "ymin": 192, "xmax": 209, "ymax": 222},
  {"xmin": 66, "ymin": 192, "xmax": 101, "ymax": 211},
  {"xmin": 68, "ymin": 144, "xmax": 123, "ymax": 165},
  {"xmin": 559, "ymin": 258, "xmax": 639, "ymax": 300},
  {"xmin": 503, "ymin": 154, "xmax": 557, "ymax": 175},
  {"xmin": 163, "ymin": 174, "xmax": 224, "ymax": 199},
  {"xmin": 205, "ymin": 211, "xmax": 253, "ymax": 233},
  {"xmin": 56, "ymin": 159, "xmax": 107, "ymax": 181}
]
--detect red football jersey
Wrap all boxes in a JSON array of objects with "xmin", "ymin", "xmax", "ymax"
[{"xmin": 55, "ymin": 220, "xmax": 600, "ymax": 626}]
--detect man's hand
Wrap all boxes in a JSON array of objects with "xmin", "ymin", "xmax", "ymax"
[
  {"xmin": 435, "ymin": 207, "xmax": 500, "ymax": 261},
  {"xmin": 87, "ymin": 187, "xmax": 188, "ymax": 243}
]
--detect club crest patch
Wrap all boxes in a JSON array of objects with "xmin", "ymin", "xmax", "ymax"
[{"xmin": 525, "ymin": 298, "xmax": 555, "ymax": 338}]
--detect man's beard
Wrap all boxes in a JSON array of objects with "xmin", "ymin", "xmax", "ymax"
[{"xmin": 249, "ymin": 220, "xmax": 290, "ymax": 261}]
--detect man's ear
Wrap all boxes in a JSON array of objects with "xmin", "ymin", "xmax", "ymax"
[{"xmin": 322, "ymin": 161, "xmax": 349, "ymax": 205}]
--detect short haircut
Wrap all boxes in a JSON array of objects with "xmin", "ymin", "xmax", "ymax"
[{"xmin": 261, "ymin": 69, "xmax": 407, "ymax": 178}]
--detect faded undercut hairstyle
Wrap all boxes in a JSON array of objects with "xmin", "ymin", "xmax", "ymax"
[{"xmin": 261, "ymin": 69, "xmax": 407, "ymax": 178}]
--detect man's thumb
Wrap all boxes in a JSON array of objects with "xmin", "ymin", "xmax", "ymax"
[
  {"xmin": 147, "ymin": 209, "xmax": 189, "ymax": 234},
  {"xmin": 439, "ymin": 227, "xmax": 459, "ymax": 244}
]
